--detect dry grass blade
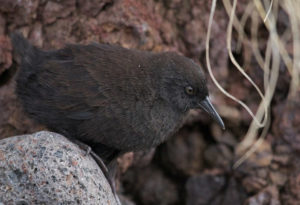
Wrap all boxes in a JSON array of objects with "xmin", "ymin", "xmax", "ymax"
[
  {"xmin": 264, "ymin": 0, "xmax": 273, "ymax": 22},
  {"xmin": 206, "ymin": 0, "xmax": 294, "ymax": 168},
  {"xmin": 206, "ymin": 0, "xmax": 267, "ymax": 133},
  {"xmin": 283, "ymin": 0, "xmax": 300, "ymax": 98}
]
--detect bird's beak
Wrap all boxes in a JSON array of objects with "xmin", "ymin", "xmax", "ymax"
[{"xmin": 198, "ymin": 96, "xmax": 225, "ymax": 130}]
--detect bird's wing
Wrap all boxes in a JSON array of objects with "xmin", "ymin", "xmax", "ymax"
[{"xmin": 34, "ymin": 45, "xmax": 108, "ymax": 121}]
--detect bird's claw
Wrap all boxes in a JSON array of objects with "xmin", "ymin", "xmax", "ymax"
[{"xmin": 85, "ymin": 146, "xmax": 91, "ymax": 156}]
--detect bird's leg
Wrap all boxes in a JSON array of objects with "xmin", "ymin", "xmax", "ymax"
[
  {"xmin": 59, "ymin": 130, "xmax": 91, "ymax": 156},
  {"xmin": 89, "ymin": 150, "xmax": 122, "ymax": 205},
  {"xmin": 70, "ymin": 139, "xmax": 120, "ymax": 205},
  {"xmin": 107, "ymin": 159, "xmax": 119, "ymax": 202},
  {"xmin": 73, "ymin": 139, "xmax": 109, "ymax": 171},
  {"xmin": 72, "ymin": 139, "xmax": 92, "ymax": 156}
]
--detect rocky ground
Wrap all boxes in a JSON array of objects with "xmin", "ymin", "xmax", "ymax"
[{"xmin": 0, "ymin": 0, "xmax": 298, "ymax": 204}]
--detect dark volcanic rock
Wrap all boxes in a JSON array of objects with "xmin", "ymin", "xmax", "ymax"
[
  {"xmin": 278, "ymin": 93, "xmax": 300, "ymax": 152},
  {"xmin": 204, "ymin": 144, "xmax": 233, "ymax": 170},
  {"xmin": 219, "ymin": 177, "xmax": 247, "ymax": 205},
  {"xmin": 158, "ymin": 128, "xmax": 206, "ymax": 176},
  {"xmin": 122, "ymin": 165, "xmax": 179, "ymax": 205},
  {"xmin": 185, "ymin": 174, "xmax": 226, "ymax": 205}
]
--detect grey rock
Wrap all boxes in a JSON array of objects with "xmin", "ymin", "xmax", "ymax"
[
  {"xmin": 0, "ymin": 131, "xmax": 117, "ymax": 205},
  {"xmin": 119, "ymin": 195, "xmax": 136, "ymax": 205}
]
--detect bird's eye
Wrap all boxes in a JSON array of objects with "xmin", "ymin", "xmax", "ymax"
[{"xmin": 185, "ymin": 86, "xmax": 195, "ymax": 95}]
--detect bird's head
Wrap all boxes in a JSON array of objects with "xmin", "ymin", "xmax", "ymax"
[{"xmin": 151, "ymin": 52, "xmax": 225, "ymax": 129}]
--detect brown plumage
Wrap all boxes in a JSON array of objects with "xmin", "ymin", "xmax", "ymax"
[{"xmin": 11, "ymin": 33, "xmax": 224, "ymax": 163}]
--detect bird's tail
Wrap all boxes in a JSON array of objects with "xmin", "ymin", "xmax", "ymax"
[{"xmin": 10, "ymin": 32, "xmax": 35, "ymax": 62}]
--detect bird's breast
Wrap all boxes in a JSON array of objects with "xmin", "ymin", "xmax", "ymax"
[{"xmin": 136, "ymin": 103, "xmax": 184, "ymax": 149}]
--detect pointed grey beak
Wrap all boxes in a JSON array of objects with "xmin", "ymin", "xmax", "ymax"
[{"xmin": 198, "ymin": 96, "xmax": 225, "ymax": 130}]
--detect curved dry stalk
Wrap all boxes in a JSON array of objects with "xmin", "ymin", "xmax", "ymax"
[
  {"xmin": 222, "ymin": 0, "xmax": 247, "ymax": 38},
  {"xmin": 253, "ymin": 0, "xmax": 293, "ymax": 75},
  {"xmin": 264, "ymin": 0, "xmax": 273, "ymax": 22},
  {"xmin": 227, "ymin": 0, "xmax": 268, "ymax": 128},
  {"xmin": 206, "ymin": 0, "xmax": 267, "ymax": 129},
  {"xmin": 233, "ymin": 108, "xmax": 271, "ymax": 169},
  {"xmin": 283, "ymin": 0, "xmax": 300, "ymax": 98},
  {"xmin": 235, "ymin": 37, "xmax": 280, "ymax": 167},
  {"xmin": 237, "ymin": 2, "xmax": 254, "ymax": 51},
  {"xmin": 263, "ymin": 37, "xmax": 272, "ymax": 92},
  {"xmin": 207, "ymin": 0, "xmax": 296, "ymax": 167},
  {"xmin": 235, "ymin": 0, "xmax": 280, "ymax": 159},
  {"xmin": 251, "ymin": 10, "xmax": 265, "ymax": 69}
]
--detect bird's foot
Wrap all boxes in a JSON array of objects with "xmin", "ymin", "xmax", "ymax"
[{"xmin": 71, "ymin": 139, "xmax": 92, "ymax": 156}]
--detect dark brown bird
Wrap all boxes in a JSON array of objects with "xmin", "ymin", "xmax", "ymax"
[{"xmin": 11, "ymin": 33, "xmax": 224, "ymax": 163}]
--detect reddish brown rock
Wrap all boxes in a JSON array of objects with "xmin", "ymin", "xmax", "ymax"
[
  {"xmin": 270, "ymin": 171, "xmax": 287, "ymax": 187},
  {"xmin": 43, "ymin": 0, "xmax": 76, "ymax": 24},
  {"xmin": 96, "ymin": 0, "xmax": 163, "ymax": 50},
  {"xmin": 0, "ymin": 80, "xmax": 44, "ymax": 140},
  {"xmin": 0, "ymin": 14, "xmax": 6, "ymax": 35},
  {"xmin": 131, "ymin": 148, "xmax": 156, "ymax": 168},
  {"xmin": 44, "ymin": 18, "xmax": 78, "ymax": 48},
  {"xmin": 28, "ymin": 22, "xmax": 43, "ymax": 47},
  {"xmin": 77, "ymin": 0, "xmax": 113, "ymax": 17},
  {"xmin": 0, "ymin": 35, "xmax": 12, "ymax": 76},
  {"xmin": 117, "ymin": 152, "xmax": 134, "ymax": 173},
  {"xmin": 245, "ymin": 186, "xmax": 280, "ymax": 205},
  {"xmin": 3, "ymin": 0, "xmax": 39, "ymax": 26}
]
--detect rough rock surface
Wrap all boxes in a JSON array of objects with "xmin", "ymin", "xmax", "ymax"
[
  {"xmin": 0, "ymin": 0, "xmax": 297, "ymax": 204},
  {"xmin": 0, "ymin": 131, "xmax": 117, "ymax": 205}
]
